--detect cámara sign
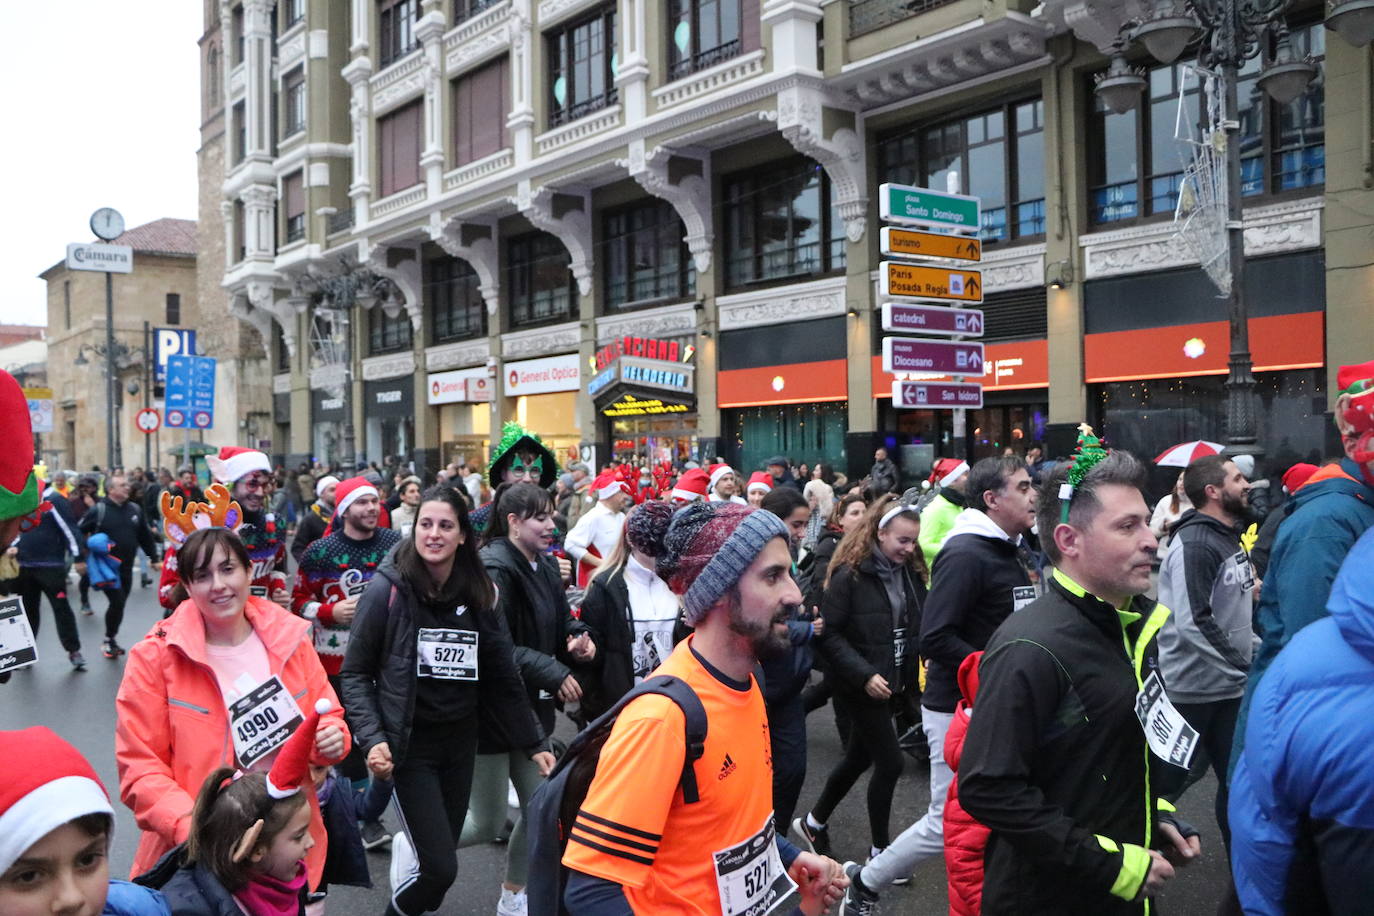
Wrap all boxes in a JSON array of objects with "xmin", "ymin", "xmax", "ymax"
[{"xmin": 66, "ymin": 243, "xmax": 133, "ymax": 274}]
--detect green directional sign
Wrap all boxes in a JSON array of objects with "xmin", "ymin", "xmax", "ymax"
[{"xmin": 879, "ymin": 182, "xmax": 981, "ymax": 232}]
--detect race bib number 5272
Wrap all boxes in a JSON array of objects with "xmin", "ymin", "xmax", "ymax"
[{"xmin": 417, "ymin": 628, "xmax": 478, "ymax": 680}]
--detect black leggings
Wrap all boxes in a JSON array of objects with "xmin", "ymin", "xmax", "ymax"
[
  {"xmin": 809, "ymin": 691, "xmax": 904, "ymax": 848},
  {"xmin": 16, "ymin": 566, "xmax": 81, "ymax": 653},
  {"xmin": 390, "ymin": 719, "xmax": 478, "ymax": 916}
]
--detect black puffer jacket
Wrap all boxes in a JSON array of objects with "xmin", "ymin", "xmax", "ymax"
[
  {"xmin": 338, "ymin": 553, "xmax": 544, "ymax": 767},
  {"xmin": 799, "ymin": 527, "xmax": 842, "ymax": 612},
  {"xmin": 480, "ymin": 538, "xmax": 587, "ymax": 740},
  {"xmin": 816, "ymin": 554, "xmax": 925, "ymax": 700}
]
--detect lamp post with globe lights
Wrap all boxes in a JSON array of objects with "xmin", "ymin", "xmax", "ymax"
[{"xmin": 1096, "ymin": 0, "xmax": 1372, "ymax": 467}]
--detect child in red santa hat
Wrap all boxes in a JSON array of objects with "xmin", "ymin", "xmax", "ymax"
[
  {"xmin": 137, "ymin": 700, "xmax": 336, "ymax": 916},
  {"xmin": 0, "ymin": 726, "xmax": 169, "ymax": 916}
]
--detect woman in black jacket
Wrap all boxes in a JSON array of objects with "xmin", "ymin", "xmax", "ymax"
[
  {"xmin": 465, "ymin": 482, "xmax": 595, "ymax": 916},
  {"xmin": 576, "ymin": 500, "xmax": 683, "ymax": 721},
  {"xmin": 339, "ymin": 485, "xmax": 552, "ymax": 916},
  {"xmin": 793, "ymin": 493, "xmax": 927, "ymax": 860}
]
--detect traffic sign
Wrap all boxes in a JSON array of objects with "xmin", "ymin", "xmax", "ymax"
[
  {"xmin": 165, "ymin": 355, "xmax": 216, "ymax": 430},
  {"xmin": 154, "ymin": 328, "xmax": 198, "ymax": 385},
  {"xmin": 881, "ymin": 302, "xmax": 984, "ymax": 338},
  {"xmin": 880, "ymin": 262, "xmax": 983, "ymax": 303},
  {"xmin": 891, "ymin": 380, "xmax": 985, "ymax": 409},
  {"xmin": 880, "ymin": 227, "xmax": 981, "ymax": 262},
  {"xmin": 878, "ymin": 183, "xmax": 981, "ymax": 233},
  {"xmin": 65, "ymin": 243, "xmax": 133, "ymax": 274},
  {"xmin": 23, "ymin": 387, "xmax": 53, "ymax": 434},
  {"xmin": 882, "ymin": 337, "xmax": 985, "ymax": 376},
  {"xmin": 135, "ymin": 408, "xmax": 161, "ymax": 434}
]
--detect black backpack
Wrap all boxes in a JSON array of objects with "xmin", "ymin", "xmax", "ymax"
[{"xmin": 526, "ymin": 674, "xmax": 707, "ymax": 915}]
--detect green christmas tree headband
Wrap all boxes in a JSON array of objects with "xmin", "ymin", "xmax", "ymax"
[{"xmin": 1059, "ymin": 423, "xmax": 1110, "ymax": 523}]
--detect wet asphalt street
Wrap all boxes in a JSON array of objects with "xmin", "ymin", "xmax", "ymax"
[{"xmin": 1, "ymin": 575, "xmax": 1231, "ymax": 915}]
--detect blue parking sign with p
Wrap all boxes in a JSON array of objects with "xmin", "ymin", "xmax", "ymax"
[{"xmin": 155, "ymin": 329, "xmax": 197, "ymax": 385}]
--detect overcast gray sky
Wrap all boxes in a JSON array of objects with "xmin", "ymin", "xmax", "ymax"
[{"xmin": 1, "ymin": 3, "xmax": 201, "ymax": 328}]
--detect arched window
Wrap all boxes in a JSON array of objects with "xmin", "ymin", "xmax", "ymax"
[{"xmin": 207, "ymin": 44, "xmax": 221, "ymax": 107}]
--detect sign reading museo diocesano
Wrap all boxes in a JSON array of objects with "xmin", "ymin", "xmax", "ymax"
[{"xmin": 505, "ymin": 353, "xmax": 581, "ymax": 396}]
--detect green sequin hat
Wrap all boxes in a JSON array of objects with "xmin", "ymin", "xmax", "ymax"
[
  {"xmin": 488, "ymin": 421, "xmax": 560, "ymax": 488},
  {"xmin": 1059, "ymin": 423, "xmax": 1110, "ymax": 523}
]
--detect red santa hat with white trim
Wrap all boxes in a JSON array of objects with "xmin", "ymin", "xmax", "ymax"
[
  {"xmin": 671, "ymin": 467, "xmax": 710, "ymax": 503},
  {"xmin": 592, "ymin": 471, "xmax": 632, "ymax": 501},
  {"xmin": 0, "ymin": 727, "xmax": 115, "ymax": 875},
  {"xmin": 707, "ymin": 464, "xmax": 735, "ymax": 492},
  {"xmin": 206, "ymin": 446, "xmax": 272, "ymax": 485},
  {"xmin": 929, "ymin": 457, "xmax": 970, "ymax": 488},
  {"xmin": 266, "ymin": 699, "xmax": 333, "ymax": 799},
  {"xmin": 746, "ymin": 471, "xmax": 773, "ymax": 495},
  {"xmin": 334, "ymin": 476, "xmax": 379, "ymax": 517}
]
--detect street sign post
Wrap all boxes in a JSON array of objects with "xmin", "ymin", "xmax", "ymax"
[
  {"xmin": 165, "ymin": 355, "xmax": 216, "ymax": 429},
  {"xmin": 878, "ymin": 183, "xmax": 981, "ymax": 233},
  {"xmin": 891, "ymin": 380, "xmax": 985, "ymax": 409},
  {"xmin": 880, "ymin": 261, "xmax": 983, "ymax": 303},
  {"xmin": 879, "ymin": 227, "xmax": 982, "ymax": 262},
  {"xmin": 22, "ymin": 387, "xmax": 53, "ymax": 434},
  {"xmin": 881, "ymin": 302, "xmax": 985, "ymax": 338},
  {"xmin": 135, "ymin": 407, "xmax": 161, "ymax": 434},
  {"xmin": 882, "ymin": 337, "xmax": 985, "ymax": 376}
]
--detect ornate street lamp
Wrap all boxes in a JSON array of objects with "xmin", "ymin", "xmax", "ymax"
[
  {"xmin": 296, "ymin": 259, "xmax": 396, "ymax": 471},
  {"xmin": 1093, "ymin": 0, "xmax": 1329, "ymax": 467},
  {"xmin": 1327, "ymin": 0, "xmax": 1374, "ymax": 47}
]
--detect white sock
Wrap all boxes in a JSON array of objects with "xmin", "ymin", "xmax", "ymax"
[
  {"xmin": 870, "ymin": 845, "xmax": 883, "ymax": 859},
  {"xmin": 806, "ymin": 812, "xmax": 825, "ymax": 832}
]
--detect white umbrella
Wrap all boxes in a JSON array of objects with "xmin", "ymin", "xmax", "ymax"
[{"xmin": 1154, "ymin": 440, "xmax": 1225, "ymax": 467}]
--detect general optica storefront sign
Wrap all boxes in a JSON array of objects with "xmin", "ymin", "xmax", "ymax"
[{"xmin": 505, "ymin": 354, "xmax": 581, "ymax": 396}]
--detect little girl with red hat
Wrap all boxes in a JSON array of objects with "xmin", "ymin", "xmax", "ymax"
[{"xmin": 135, "ymin": 700, "xmax": 336, "ymax": 916}]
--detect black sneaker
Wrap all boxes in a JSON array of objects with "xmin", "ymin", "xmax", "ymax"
[
  {"xmin": 69, "ymin": 651, "xmax": 87, "ymax": 671},
  {"xmin": 101, "ymin": 639, "xmax": 125, "ymax": 659},
  {"xmin": 791, "ymin": 816, "xmax": 831, "ymax": 858},
  {"xmin": 360, "ymin": 819, "xmax": 392, "ymax": 850},
  {"xmin": 842, "ymin": 861, "xmax": 879, "ymax": 916}
]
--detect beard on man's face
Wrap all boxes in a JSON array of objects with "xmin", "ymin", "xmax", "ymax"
[{"xmin": 726, "ymin": 591, "xmax": 793, "ymax": 661}]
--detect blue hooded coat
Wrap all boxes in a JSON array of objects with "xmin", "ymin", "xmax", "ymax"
[{"xmin": 1229, "ymin": 523, "xmax": 1374, "ymax": 913}]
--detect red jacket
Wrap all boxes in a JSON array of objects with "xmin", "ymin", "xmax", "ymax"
[
  {"xmin": 944, "ymin": 651, "xmax": 988, "ymax": 916},
  {"xmin": 114, "ymin": 595, "xmax": 349, "ymax": 889}
]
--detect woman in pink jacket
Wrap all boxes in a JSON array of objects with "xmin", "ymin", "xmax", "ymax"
[{"xmin": 115, "ymin": 526, "xmax": 349, "ymax": 891}]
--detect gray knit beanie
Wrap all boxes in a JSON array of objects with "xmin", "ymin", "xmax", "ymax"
[{"xmin": 655, "ymin": 502, "xmax": 789, "ymax": 625}]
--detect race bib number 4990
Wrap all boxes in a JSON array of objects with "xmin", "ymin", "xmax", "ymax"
[
  {"xmin": 228, "ymin": 675, "xmax": 304, "ymax": 770},
  {"xmin": 417, "ymin": 628, "xmax": 478, "ymax": 680},
  {"xmin": 712, "ymin": 815, "xmax": 795, "ymax": 916}
]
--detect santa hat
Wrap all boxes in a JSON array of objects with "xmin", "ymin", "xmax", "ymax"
[
  {"xmin": 746, "ymin": 471, "xmax": 773, "ymax": 495},
  {"xmin": 266, "ymin": 699, "xmax": 332, "ymax": 799},
  {"xmin": 207, "ymin": 447, "xmax": 271, "ymax": 485},
  {"xmin": 930, "ymin": 458, "xmax": 970, "ymax": 488},
  {"xmin": 0, "ymin": 727, "xmax": 114, "ymax": 875},
  {"xmin": 670, "ymin": 467, "xmax": 710, "ymax": 503},
  {"xmin": 334, "ymin": 476, "xmax": 379, "ymax": 517},
  {"xmin": 593, "ymin": 471, "xmax": 632, "ymax": 501},
  {"xmin": 1281, "ymin": 462, "xmax": 1319, "ymax": 494},
  {"xmin": 0, "ymin": 371, "xmax": 40, "ymax": 523},
  {"xmin": 1336, "ymin": 361, "xmax": 1374, "ymax": 463},
  {"xmin": 315, "ymin": 475, "xmax": 340, "ymax": 498},
  {"xmin": 708, "ymin": 464, "xmax": 735, "ymax": 491}
]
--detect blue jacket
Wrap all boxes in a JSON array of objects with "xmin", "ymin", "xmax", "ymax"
[
  {"xmin": 1231, "ymin": 459, "xmax": 1374, "ymax": 767},
  {"xmin": 85, "ymin": 532, "xmax": 122, "ymax": 589},
  {"xmin": 104, "ymin": 880, "xmax": 170, "ymax": 915},
  {"xmin": 1229, "ymin": 524, "xmax": 1374, "ymax": 914}
]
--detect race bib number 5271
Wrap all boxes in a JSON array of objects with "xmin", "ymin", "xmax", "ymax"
[{"xmin": 712, "ymin": 815, "xmax": 795, "ymax": 916}]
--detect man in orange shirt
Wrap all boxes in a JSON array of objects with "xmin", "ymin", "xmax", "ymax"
[{"xmin": 562, "ymin": 501, "xmax": 847, "ymax": 915}]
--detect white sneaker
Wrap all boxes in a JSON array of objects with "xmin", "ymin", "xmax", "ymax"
[
  {"xmin": 389, "ymin": 830, "xmax": 418, "ymax": 893},
  {"xmin": 497, "ymin": 886, "xmax": 528, "ymax": 916}
]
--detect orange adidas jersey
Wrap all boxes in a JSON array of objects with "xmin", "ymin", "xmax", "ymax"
[{"xmin": 562, "ymin": 636, "xmax": 787, "ymax": 913}]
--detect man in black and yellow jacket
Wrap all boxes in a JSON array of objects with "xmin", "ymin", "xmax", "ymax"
[{"xmin": 958, "ymin": 439, "xmax": 1201, "ymax": 914}]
